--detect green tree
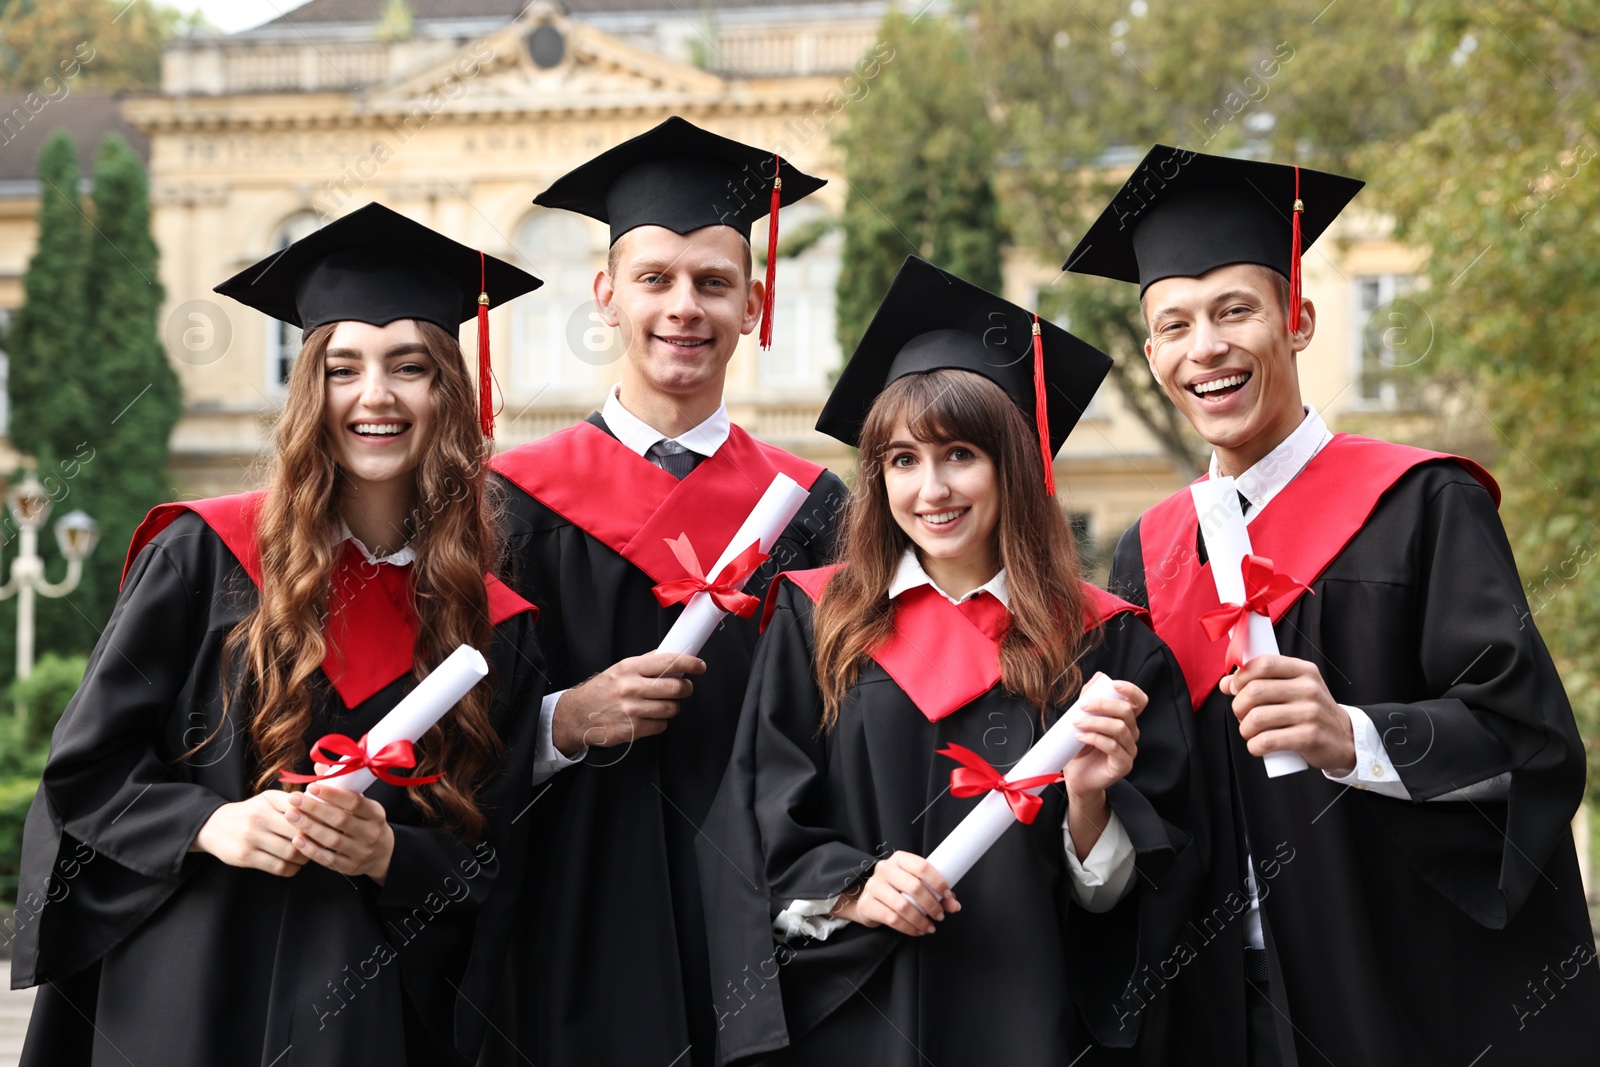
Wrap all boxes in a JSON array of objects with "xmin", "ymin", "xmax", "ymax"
[
  {"xmin": 0, "ymin": 0, "xmax": 199, "ymax": 91},
  {"xmin": 964, "ymin": 0, "xmax": 1454, "ymax": 475},
  {"xmin": 833, "ymin": 11, "xmax": 1006, "ymax": 358},
  {"xmin": 71, "ymin": 133, "xmax": 182, "ymax": 648},
  {"xmin": 1368, "ymin": 2, "xmax": 1600, "ymax": 776},
  {"xmin": 6, "ymin": 131, "xmax": 88, "ymax": 464}
]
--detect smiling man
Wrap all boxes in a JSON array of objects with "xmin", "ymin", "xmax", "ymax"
[
  {"xmin": 481, "ymin": 118, "xmax": 847, "ymax": 1067},
  {"xmin": 1068, "ymin": 146, "xmax": 1599, "ymax": 1065}
]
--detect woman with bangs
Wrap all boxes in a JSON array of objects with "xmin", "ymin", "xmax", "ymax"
[
  {"xmin": 12, "ymin": 204, "xmax": 545, "ymax": 1067},
  {"xmin": 700, "ymin": 258, "xmax": 1203, "ymax": 1066}
]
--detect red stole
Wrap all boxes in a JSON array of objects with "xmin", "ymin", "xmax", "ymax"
[
  {"xmin": 769, "ymin": 565, "xmax": 1147, "ymax": 722},
  {"xmin": 492, "ymin": 419, "xmax": 825, "ymax": 588},
  {"xmin": 123, "ymin": 492, "xmax": 534, "ymax": 708},
  {"xmin": 1139, "ymin": 434, "xmax": 1499, "ymax": 709}
]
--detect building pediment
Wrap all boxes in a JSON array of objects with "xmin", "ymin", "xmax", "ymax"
[{"xmin": 363, "ymin": 5, "xmax": 726, "ymax": 113}]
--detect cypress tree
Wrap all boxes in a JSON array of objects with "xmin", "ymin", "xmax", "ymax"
[{"xmin": 71, "ymin": 133, "xmax": 181, "ymax": 648}]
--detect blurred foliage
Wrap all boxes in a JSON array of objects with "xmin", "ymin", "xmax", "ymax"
[
  {"xmin": 833, "ymin": 11, "xmax": 1006, "ymax": 359},
  {"xmin": 0, "ymin": 774, "xmax": 36, "ymax": 910},
  {"xmin": 1, "ymin": 130, "xmax": 179, "ymax": 683},
  {"xmin": 0, "ymin": 0, "xmax": 208, "ymax": 91},
  {"xmin": 0, "ymin": 653, "xmax": 82, "ymax": 911},
  {"xmin": 1367, "ymin": 1, "xmax": 1600, "ymax": 785},
  {"xmin": 8, "ymin": 652, "xmax": 87, "ymax": 767}
]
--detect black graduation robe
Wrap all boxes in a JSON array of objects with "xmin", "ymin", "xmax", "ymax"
[
  {"xmin": 482, "ymin": 414, "xmax": 847, "ymax": 1067},
  {"xmin": 8, "ymin": 499, "xmax": 546, "ymax": 1067},
  {"xmin": 1109, "ymin": 437, "xmax": 1600, "ymax": 1065},
  {"xmin": 696, "ymin": 569, "xmax": 1205, "ymax": 1067}
]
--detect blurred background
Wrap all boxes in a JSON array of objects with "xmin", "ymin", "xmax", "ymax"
[{"xmin": 0, "ymin": 0, "xmax": 1595, "ymax": 1052}]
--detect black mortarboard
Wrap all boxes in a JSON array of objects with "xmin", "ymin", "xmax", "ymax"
[
  {"xmin": 214, "ymin": 202, "xmax": 542, "ymax": 437},
  {"xmin": 532, "ymin": 116, "xmax": 826, "ymax": 347},
  {"xmin": 817, "ymin": 256, "xmax": 1112, "ymax": 495},
  {"xmin": 1064, "ymin": 145, "xmax": 1364, "ymax": 330}
]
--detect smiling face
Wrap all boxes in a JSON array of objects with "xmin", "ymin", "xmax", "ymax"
[
  {"xmin": 321, "ymin": 318, "xmax": 437, "ymax": 490},
  {"xmin": 596, "ymin": 224, "xmax": 762, "ymax": 410},
  {"xmin": 880, "ymin": 417, "xmax": 1001, "ymax": 591},
  {"xmin": 1142, "ymin": 262, "xmax": 1315, "ymax": 474}
]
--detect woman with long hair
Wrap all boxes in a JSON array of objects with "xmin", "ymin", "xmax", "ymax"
[
  {"xmin": 11, "ymin": 204, "xmax": 545, "ymax": 1066},
  {"xmin": 700, "ymin": 258, "xmax": 1203, "ymax": 1065}
]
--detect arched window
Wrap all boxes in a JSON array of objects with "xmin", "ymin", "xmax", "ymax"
[
  {"xmin": 264, "ymin": 211, "xmax": 322, "ymax": 391},
  {"xmin": 757, "ymin": 201, "xmax": 842, "ymax": 392},
  {"xmin": 512, "ymin": 211, "xmax": 604, "ymax": 396}
]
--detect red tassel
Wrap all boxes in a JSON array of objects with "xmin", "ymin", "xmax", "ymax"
[
  {"xmin": 758, "ymin": 154, "xmax": 782, "ymax": 350},
  {"xmin": 477, "ymin": 251, "xmax": 494, "ymax": 439},
  {"xmin": 1032, "ymin": 314, "xmax": 1055, "ymax": 496},
  {"xmin": 1289, "ymin": 165, "xmax": 1303, "ymax": 334}
]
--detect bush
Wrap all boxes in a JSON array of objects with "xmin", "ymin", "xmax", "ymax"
[
  {"xmin": 0, "ymin": 774, "xmax": 40, "ymax": 917},
  {"xmin": 9, "ymin": 652, "xmax": 87, "ymax": 760}
]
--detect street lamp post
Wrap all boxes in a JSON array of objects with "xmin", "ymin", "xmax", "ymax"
[{"xmin": 0, "ymin": 467, "xmax": 99, "ymax": 709}]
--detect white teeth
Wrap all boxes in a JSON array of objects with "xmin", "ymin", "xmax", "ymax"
[
  {"xmin": 922, "ymin": 508, "xmax": 967, "ymax": 525},
  {"xmin": 353, "ymin": 423, "xmax": 405, "ymax": 435},
  {"xmin": 1192, "ymin": 373, "xmax": 1249, "ymax": 396},
  {"xmin": 662, "ymin": 338, "xmax": 706, "ymax": 347}
]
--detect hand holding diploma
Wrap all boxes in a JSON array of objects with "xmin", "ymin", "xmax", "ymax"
[
  {"xmin": 864, "ymin": 673, "xmax": 1130, "ymax": 922},
  {"xmin": 1190, "ymin": 478, "xmax": 1311, "ymax": 778}
]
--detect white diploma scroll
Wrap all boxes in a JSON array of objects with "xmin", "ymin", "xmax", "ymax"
[
  {"xmin": 655, "ymin": 473, "xmax": 813, "ymax": 658},
  {"xmin": 319, "ymin": 643, "xmax": 490, "ymax": 793},
  {"xmin": 921, "ymin": 674, "xmax": 1122, "ymax": 888},
  {"xmin": 1189, "ymin": 478, "xmax": 1309, "ymax": 778}
]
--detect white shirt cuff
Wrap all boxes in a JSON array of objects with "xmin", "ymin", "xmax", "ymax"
[
  {"xmin": 532, "ymin": 689, "xmax": 586, "ymax": 786},
  {"xmin": 1063, "ymin": 810, "xmax": 1136, "ymax": 913},
  {"xmin": 1324, "ymin": 705, "xmax": 1511, "ymax": 802},
  {"xmin": 773, "ymin": 896, "xmax": 850, "ymax": 942},
  {"xmin": 1324, "ymin": 704, "xmax": 1411, "ymax": 799}
]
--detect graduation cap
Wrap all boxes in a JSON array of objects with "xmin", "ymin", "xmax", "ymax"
[
  {"xmin": 215, "ymin": 202, "xmax": 542, "ymax": 438},
  {"xmin": 817, "ymin": 256, "xmax": 1112, "ymax": 496},
  {"xmin": 532, "ymin": 115, "xmax": 826, "ymax": 348},
  {"xmin": 1064, "ymin": 145, "xmax": 1364, "ymax": 331}
]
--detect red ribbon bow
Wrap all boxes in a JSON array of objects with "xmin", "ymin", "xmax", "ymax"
[
  {"xmin": 650, "ymin": 534, "xmax": 770, "ymax": 618},
  {"xmin": 278, "ymin": 733, "xmax": 443, "ymax": 788},
  {"xmin": 939, "ymin": 743, "xmax": 1064, "ymax": 826},
  {"xmin": 1199, "ymin": 554, "xmax": 1313, "ymax": 672}
]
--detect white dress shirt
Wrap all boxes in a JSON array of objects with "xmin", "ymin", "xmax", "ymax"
[
  {"xmin": 530, "ymin": 385, "xmax": 733, "ymax": 785},
  {"xmin": 1211, "ymin": 406, "xmax": 1511, "ymax": 950},
  {"xmin": 773, "ymin": 550, "xmax": 1138, "ymax": 942}
]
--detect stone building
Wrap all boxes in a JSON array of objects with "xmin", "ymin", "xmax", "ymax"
[{"xmin": 0, "ymin": 0, "xmax": 1449, "ymax": 563}]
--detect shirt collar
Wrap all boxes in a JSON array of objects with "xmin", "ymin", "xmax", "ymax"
[
  {"xmin": 887, "ymin": 547, "xmax": 1010, "ymax": 608},
  {"xmin": 336, "ymin": 519, "xmax": 415, "ymax": 566},
  {"xmin": 601, "ymin": 382, "xmax": 731, "ymax": 460},
  {"xmin": 1208, "ymin": 406, "xmax": 1334, "ymax": 518}
]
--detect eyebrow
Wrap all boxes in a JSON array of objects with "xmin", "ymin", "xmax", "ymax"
[
  {"xmin": 325, "ymin": 342, "xmax": 431, "ymax": 360},
  {"xmin": 1151, "ymin": 289, "xmax": 1265, "ymax": 322},
  {"xmin": 632, "ymin": 258, "xmax": 741, "ymax": 275}
]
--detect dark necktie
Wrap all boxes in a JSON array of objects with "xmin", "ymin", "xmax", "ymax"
[
  {"xmin": 647, "ymin": 439, "xmax": 700, "ymax": 480},
  {"xmin": 1238, "ymin": 489, "xmax": 1253, "ymax": 519}
]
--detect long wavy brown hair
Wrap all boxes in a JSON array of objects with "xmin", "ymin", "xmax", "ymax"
[
  {"xmin": 813, "ymin": 369, "xmax": 1091, "ymax": 728},
  {"xmin": 213, "ymin": 320, "xmax": 501, "ymax": 838}
]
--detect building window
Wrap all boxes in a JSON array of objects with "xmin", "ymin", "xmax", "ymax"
[
  {"xmin": 512, "ymin": 211, "xmax": 605, "ymax": 396},
  {"xmin": 1352, "ymin": 273, "xmax": 1421, "ymax": 410},
  {"xmin": 757, "ymin": 203, "xmax": 842, "ymax": 392},
  {"xmin": 265, "ymin": 212, "xmax": 322, "ymax": 391}
]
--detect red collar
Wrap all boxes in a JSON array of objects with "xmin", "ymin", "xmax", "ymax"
[
  {"xmin": 1140, "ymin": 434, "xmax": 1498, "ymax": 708},
  {"xmin": 771, "ymin": 566, "xmax": 1146, "ymax": 722},
  {"xmin": 493, "ymin": 419, "xmax": 824, "ymax": 588},
  {"xmin": 124, "ymin": 492, "xmax": 534, "ymax": 707}
]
